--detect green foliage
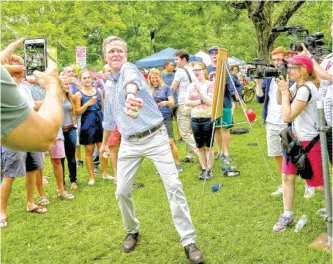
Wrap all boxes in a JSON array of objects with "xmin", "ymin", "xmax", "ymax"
[
  {"xmin": 1, "ymin": 1, "xmax": 331, "ymax": 70},
  {"xmin": 1, "ymin": 102, "xmax": 331, "ymax": 263}
]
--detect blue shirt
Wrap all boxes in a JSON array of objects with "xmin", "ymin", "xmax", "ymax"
[
  {"xmin": 162, "ymin": 71, "xmax": 178, "ymax": 103},
  {"xmin": 207, "ymin": 65, "xmax": 235, "ymax": 108},
  {"xmin": 153, "ymin": 85, "xmax": 173, "ymax": 119},
  {"xmin": 103, "ymin": 62, "xmax": 163, "ymax": 139}
]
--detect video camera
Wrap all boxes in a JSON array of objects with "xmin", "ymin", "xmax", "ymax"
[
  {"xmin": 246, "ymin": 59, "xmax": 288, "ymax": 79},
  {"xmin": 271, "ymin": 25, "xmax": 330, "ymax": 59}
]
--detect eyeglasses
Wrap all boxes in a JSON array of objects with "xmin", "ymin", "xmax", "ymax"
[
  {"xmin": 192, "ymin": 69, "xmax": 203, "ymax": 73},
  {"xmin": 287, "ymin": 66, "xmax": 300, "ymax": 72}
]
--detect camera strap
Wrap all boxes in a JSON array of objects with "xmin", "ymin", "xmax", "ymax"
[{"xmin": 291, "ymin": 84, "xmax": 312, "ymax": 104}]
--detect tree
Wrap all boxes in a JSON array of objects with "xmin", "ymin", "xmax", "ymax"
[{"xmin": 231, "ymin": 1, "xmax": 305, "ymax": 62}]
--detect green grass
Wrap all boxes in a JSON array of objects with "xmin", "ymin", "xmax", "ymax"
[{"xmin": 1, "ymin": 101, "xmax": 331, "ymax": 264}]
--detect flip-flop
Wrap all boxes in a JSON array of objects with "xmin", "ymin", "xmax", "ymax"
[
  {"xmin": 223, "ymin": 170, "xmax": 240, "ymax": 177},
  {"xmin": 38, "ymin": 196, "xmax": 49, "ymax": 206},
  {"xmin": 0, "ymin": 217, "xmax": 8, "ymax": 228},
  {"xmin": 58, "ymin": 191, "xmax": 75, "ymax": 200},
  {"xmin": 27, "ymin": 205, "xmax": 48, "ymax": 214}
]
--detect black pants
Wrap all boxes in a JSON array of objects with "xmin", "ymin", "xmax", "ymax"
[{"xmin": 62, "ymin": 128, "xmax": 77, "ymax": 183}]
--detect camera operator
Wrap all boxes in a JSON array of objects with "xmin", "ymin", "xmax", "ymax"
[
  {"xmin": 1, "ymin": 38, "xmax": 63, "ymax": 152},
  {"xmin": 298, "ymin": 20, "xmax": 333, "ymax": 165},
  {"xmin": 255, "ymin": 47, "xmax": 291, "ymax": 196}
]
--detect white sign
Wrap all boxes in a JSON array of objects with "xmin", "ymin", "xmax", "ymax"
[{"xmin": 76, "ymin": 46, "xmax": 86, "ymax": 67}]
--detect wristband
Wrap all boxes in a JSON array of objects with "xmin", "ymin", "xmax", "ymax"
[{"xmin": 125, "ymin": 92, "xmax": 136, "ymax": 99}]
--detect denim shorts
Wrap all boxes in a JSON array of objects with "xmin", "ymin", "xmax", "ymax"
[
  {"xmin": 191, "ymin": 118, "xmax": 214, "ymax": 148},
  {"xmin": 163, "ymin": 117, "xmax": 174, "ymax": 139}
]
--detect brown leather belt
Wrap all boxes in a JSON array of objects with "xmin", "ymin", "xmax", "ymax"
[
  {"xmin": 62, "ymin": 125, "xmax": 75, "ymax": 133},
  {"xmin": 128, "ymin": 123, "xmax": 163, "ymax": 139}
]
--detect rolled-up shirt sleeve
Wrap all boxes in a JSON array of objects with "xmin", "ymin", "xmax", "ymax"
[
  {"xmin": 121, "ymin": 63, "xmax": 145, "ymax": 91},
  {"xmin": 102, "ymin": 91, "xmax": 116, "ymax": 131}
]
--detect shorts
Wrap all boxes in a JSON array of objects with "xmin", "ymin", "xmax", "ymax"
[
  {"xmin": 108, "ymin": 125, "xmax": 121, "ymax": 146},
  {"xmin": 163, "ymin": 117, "xmax": 174, "ymax": 138},
  {"xmin": 215, "ymin": 108, "xmax": 232, "ymax": 128},
  {"xmin": 49, "ymin": 139, "xmax": 65, "ymax": 159},
  {"xmin": 282, "ymin": 140, "xmax": 323, "ymax": 187},
  {"xmin": 1, "ymin": 147, "xmax": 26, "ymax": 177},
  {"xmin": 265, "ymin": 122, "xmax": 287, "ymax": 157},
  {"xmin": 26, "ymin": 152, "xmax": 43, "ymax": 172},
  {"xmin": 75, "ymin": 116, "xmax": 82, "ymax": 146},
  {"xmin": 191, "ymin": 118, "xmax": 214, "ymax": 148}
]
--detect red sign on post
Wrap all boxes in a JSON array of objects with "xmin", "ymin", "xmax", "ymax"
[{"xmin": 76, "ymin": 46, "xmax": 86, "ymax": 67}]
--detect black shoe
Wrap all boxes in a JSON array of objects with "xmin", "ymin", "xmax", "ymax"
[
  {"xmin": 198, "ymin": 169, "xmax": 207, "ymax": 180},
  {"xmin": 206, "ymin": 169, "xmax": 214, "ymax": 180},
  {"xmin": 184, "ymin": 243, "xmax": 204, "ymax": 264},
  {"xmin": 181, "ymin": 157, "xmax": 194, "ymax": 163},
  {"xmin": 123, "ymin": 232, "xmax": 139, "ymax": 252}
]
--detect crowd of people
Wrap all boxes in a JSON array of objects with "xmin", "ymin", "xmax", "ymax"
[{"xmin": 0, "ymin": 19, "xmax": 332, "ymax": 264}]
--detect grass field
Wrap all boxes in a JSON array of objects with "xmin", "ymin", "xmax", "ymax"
[{"xmin": 1, "ymin": 101, "xmax": 331, "ymax": 264}]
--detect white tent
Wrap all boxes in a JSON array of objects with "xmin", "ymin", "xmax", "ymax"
[{"xmin": 195, "ymin": 51, "xmax": 211, "ymax": 65}]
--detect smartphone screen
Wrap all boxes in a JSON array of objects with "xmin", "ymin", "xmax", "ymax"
[{"xmin": 24, "ymin": 38, "xmax": 47, "ymax": 76}]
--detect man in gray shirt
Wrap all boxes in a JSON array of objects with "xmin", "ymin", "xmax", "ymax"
[{"xmin": 100, "ymin": 36, "xmax": 204, "ymax": 264}]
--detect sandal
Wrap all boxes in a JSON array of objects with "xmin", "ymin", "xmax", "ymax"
[
  {"xmin": 38, "ymin": 196, "xmax": 49, "ymax": 206},
  {"xmin": 27, "ymin": 205, "xmax": 48, "ymax": 214},
  {"xmin": 58, "ymin": 191, "xmax": 75, "ymax": 200},
  {"xmin": 0, "ymin": 217, "xmax": 8, "ymax": 228}
]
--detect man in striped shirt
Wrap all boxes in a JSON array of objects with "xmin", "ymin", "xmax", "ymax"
[{"xmin": 100, "ymin": 36, "xmax": 204, "ymax": 264}]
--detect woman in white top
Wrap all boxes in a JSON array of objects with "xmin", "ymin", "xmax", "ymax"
[
  {"xmin": 185, "ymin": 62, "xmax": 215, "ymax": 180},
  {"xmin": 273, "ymin": 55, "xmax": 324, "ymax": 232}
]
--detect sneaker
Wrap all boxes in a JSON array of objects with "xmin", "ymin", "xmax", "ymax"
[
  {"xmin": 271, "ymin": 185, "xmax": 283, "ymax": 196},
  {"xmin": 219, "ymin": 154, "xmax": 226, "ymax": 162},
  {"xmin": 94, "ymin": 167, "xmax": 101, "ymax": 174},
  {"xmin": 88, "ymin": 179, "xmax": 95, "ymax": 185},
  {"xmin": 214, "ymin": 153, "xmax": 221, "ymax": 160},
  {"xmin": 304, "ymin": 185, "xmax": 315, "ymax": 199},
  {"xmin": 198, "ymin": 169, "xmax": 207, "ymax": 180},
  {"xmin": 181, "ymin": 157, "xmax": 194, "ymax": 163},
  {"xmin": 222, "ymin": 155, "xmax": 232, "ymax": 164},
  {"xmin": 206, "ymin": 169, "xmax": 214, "ymax": 179},
  {"xmin": 184, "ymin": 243, "xmax": 204, "ymax": 264},
  {"xmin": 273, "ymin": 214, "xmax": 294, "ymax": 232},
  {"xmin": 103, "ymin": 175, "xmax": 115, "ymax": 180},
  {"xmin": 176, "ymin": 164, "xmax": 184, "ymax": 173}
]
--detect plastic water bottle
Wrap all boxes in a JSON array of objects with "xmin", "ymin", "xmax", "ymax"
[
  {"xmin": 222, "ymin": 165, "xmax": 236, "ymax": 172},
  {"xmin": 294, "ymin": 215, "xmax": 308, "ymax": 232},
  {"xmin": 211, "ymin": 184, "xmax": 222, "ymax": 192}
]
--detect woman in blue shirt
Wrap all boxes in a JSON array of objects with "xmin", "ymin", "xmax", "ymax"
[{"xmin": 148, "ymin": 68, "xmax": 183, "ymax": 172}]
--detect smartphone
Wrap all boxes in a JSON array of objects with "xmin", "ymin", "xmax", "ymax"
[{"xmin": 24, "ymin": 38, "xmax": 47, "ymax": 77}]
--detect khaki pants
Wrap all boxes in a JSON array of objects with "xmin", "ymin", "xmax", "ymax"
[
  {"xmin": 115, "ymin": 126, "xmax": 197, "ymax": 246},
  {"xmin": 177, "ymin": 104, "xmax": 198, "ymax": 159}
]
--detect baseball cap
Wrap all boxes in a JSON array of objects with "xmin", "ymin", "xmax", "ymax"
[
  {"xmin": 284, "ymin": 55, "xmax": 314, "ymax": 74},
  {"xmin": 208, "ymin": 46, "xmax": 218, "ymax": 54}
]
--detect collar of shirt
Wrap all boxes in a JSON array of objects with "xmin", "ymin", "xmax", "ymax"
[{"xmin": 108, "ymin": 72, "xmax": 120, "ymax": 82}]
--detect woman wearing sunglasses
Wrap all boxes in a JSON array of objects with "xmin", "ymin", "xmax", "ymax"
[{"xmin": 273, "ymin": 55, "xmax": 324, "ymax": 232}]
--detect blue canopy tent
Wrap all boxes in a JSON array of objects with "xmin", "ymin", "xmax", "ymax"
[{"xmin": 135, "ymin": 47, "xmax": 202, "ymax": 68}]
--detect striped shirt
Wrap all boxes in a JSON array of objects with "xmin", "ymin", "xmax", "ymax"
[{"xmin": 103, "ymin": 62, "xmax": 163, "ymax": 139}]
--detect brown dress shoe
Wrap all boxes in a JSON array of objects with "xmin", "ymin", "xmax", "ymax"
[
  {"xmin": 184, "ymin": 243, "xmax": 204, "ymax": 264},
  {"xmin": 123, "ymin": 233, "xmax": 139, "ymax": 252}
]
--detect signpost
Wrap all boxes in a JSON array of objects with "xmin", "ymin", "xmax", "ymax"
[{"xmin": 76, "ymin": 46, "xmax": 87, "ymax": 68}]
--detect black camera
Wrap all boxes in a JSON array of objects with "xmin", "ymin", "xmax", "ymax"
[
  {"xmin": 246, "ymin": 59, "xmax": 288, "ymax": 79},
  {"xmin": 272, "ymin": 25, "xmax": 330, "ymax": 59}
]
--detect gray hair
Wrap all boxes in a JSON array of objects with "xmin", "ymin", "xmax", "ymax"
[
  {"xmin": 102, "ymin": 36, "xmax": 127, "ymax": 55},
  {"xmin": 63, "ymin": 66, "xmax": 74, "ymax": 73}
]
